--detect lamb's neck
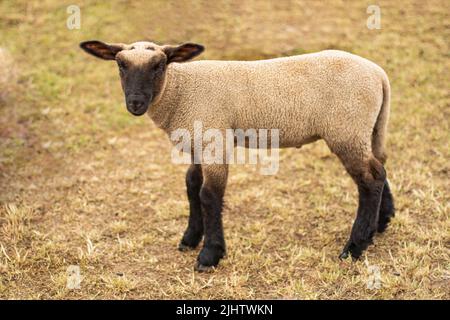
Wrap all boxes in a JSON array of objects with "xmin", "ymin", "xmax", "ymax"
[{"xmin": 147, "ymin": 64, "xmax": 182, "ymax": 132}]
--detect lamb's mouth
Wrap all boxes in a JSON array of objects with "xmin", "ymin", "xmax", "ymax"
[
  {"xmin": 126, "ymin": 104, "xmax": 149, "ymax": 116},
  {"xmin": 126, "ymin": 95, "xmax": 151, "ymax": 116}
]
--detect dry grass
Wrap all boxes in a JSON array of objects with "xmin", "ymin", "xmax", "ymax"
[
  {"xmin": 0, "ymin": 47, "xmax": 18, "ymax": 105},
  {"xmin": 0, "ymin": 0, "xmax": 449, "ymax": 299}
]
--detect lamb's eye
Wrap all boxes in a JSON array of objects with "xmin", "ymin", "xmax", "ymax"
[
  {"xmin": 117, "ymin": 61, "xmax": 127, "ymax": 70},
  {"xmin": 153, "ymin": 62, "xmax": 164, "ymax": 71}
]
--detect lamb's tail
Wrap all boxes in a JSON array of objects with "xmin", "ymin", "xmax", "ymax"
[{"xmin": 372, "ymin": 71, "xmax": 391, "ymax": 164}]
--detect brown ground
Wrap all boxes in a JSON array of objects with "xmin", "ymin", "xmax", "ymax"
[{"xmin": 0, "ymin": 0, "xmax": 449, "ymax": 299}]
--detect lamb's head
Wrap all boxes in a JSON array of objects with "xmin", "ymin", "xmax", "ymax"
[{"xmin": 80, "ymin": 40, "xmax": 204, "ymax": 116}]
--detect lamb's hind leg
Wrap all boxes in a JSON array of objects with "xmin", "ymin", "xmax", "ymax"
[
  {"xmin": 372, "ymin": 152, "xmax": 395, "ymax": 233},
  {"xmin": 377, "ymin": 180, "xmax": 395, "ymax": 233},
  {"xmin": 333, "ymin": 146, "xmax": 386, "ymax": 260},
  {"xmin": 179, "ymin": 164, "xmax": 204, "ymax": 251}
]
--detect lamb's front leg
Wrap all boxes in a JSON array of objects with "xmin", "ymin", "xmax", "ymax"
[
  {"xmin": 195, "ymin": 164, "xmax": 228, "ymax": 272},
  {"xmin": 179, "ymin": 164, "xmax": 204, "ymax": 251}
]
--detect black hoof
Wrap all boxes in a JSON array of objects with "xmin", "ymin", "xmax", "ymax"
[
  {"xmin": 179, "ymin": 230, "xmax": 203, "ymax": 251},
  {"xmin": 340, "ymin": 240, "xmax": 364, "ymax": 261},
  {"xmin": 195, "ymin": 245, "xmax": 225, "ymax": 271},
  {"xmin": 178, "ymin": 242, "xmax": 197, "ymax": 252},
  {"xmin": 339, "ymin": 250, "xmax": 349, "ymax": 260},
  {"xmin": 194, "ymin": 262, "xmax": 216, "ymax": 273}
]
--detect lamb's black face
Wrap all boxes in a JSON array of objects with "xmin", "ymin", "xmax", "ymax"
[
  {"xmin": 115, "ymin": 43, "xmax": 168, "ymax": 116},
  {"xmin": 80, "ymin": 40, "xmax": 204, "ymax": 116}
]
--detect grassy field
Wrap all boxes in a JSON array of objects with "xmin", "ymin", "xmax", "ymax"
[{"xmin": 0, "ymin": 0, "xmax": 449, "ymax": 299}]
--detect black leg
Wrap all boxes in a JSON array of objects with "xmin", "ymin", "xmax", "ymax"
[
  {"xmin": 339, "ymin": 158, "xmax": 386, "ymax": 260},
  {"xmin": 195, "ymin": 165, "xmax": 228, "ymax": 272},
  {"xmin": 179, "ymin": 164, "xmax": 204, "ymax": 251},
  {"xmin": 377, "ymin": 179, "xmax": 395, "ymax": 233}
]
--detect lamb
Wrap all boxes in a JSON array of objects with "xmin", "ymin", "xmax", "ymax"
[{"xmin": 80, "ymin": 40, "xmax": 395, "ymax": 271}]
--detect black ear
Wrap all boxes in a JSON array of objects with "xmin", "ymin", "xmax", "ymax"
[
  {"xmin": 79, "ymin": 40, "xmax": 126, "ymax": 60},
  {"xmin": 163, "ymin": 43, "xmax": 204, "ymax": 64}
]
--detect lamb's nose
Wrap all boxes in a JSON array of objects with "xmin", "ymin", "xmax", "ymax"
[
  {"xmin": 127, "ymin": 95, "xmax": 146, "ymax": 112},
  {"xmin": 130, "ymin": 99, "xmax": 144, "ymax": 111}
]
